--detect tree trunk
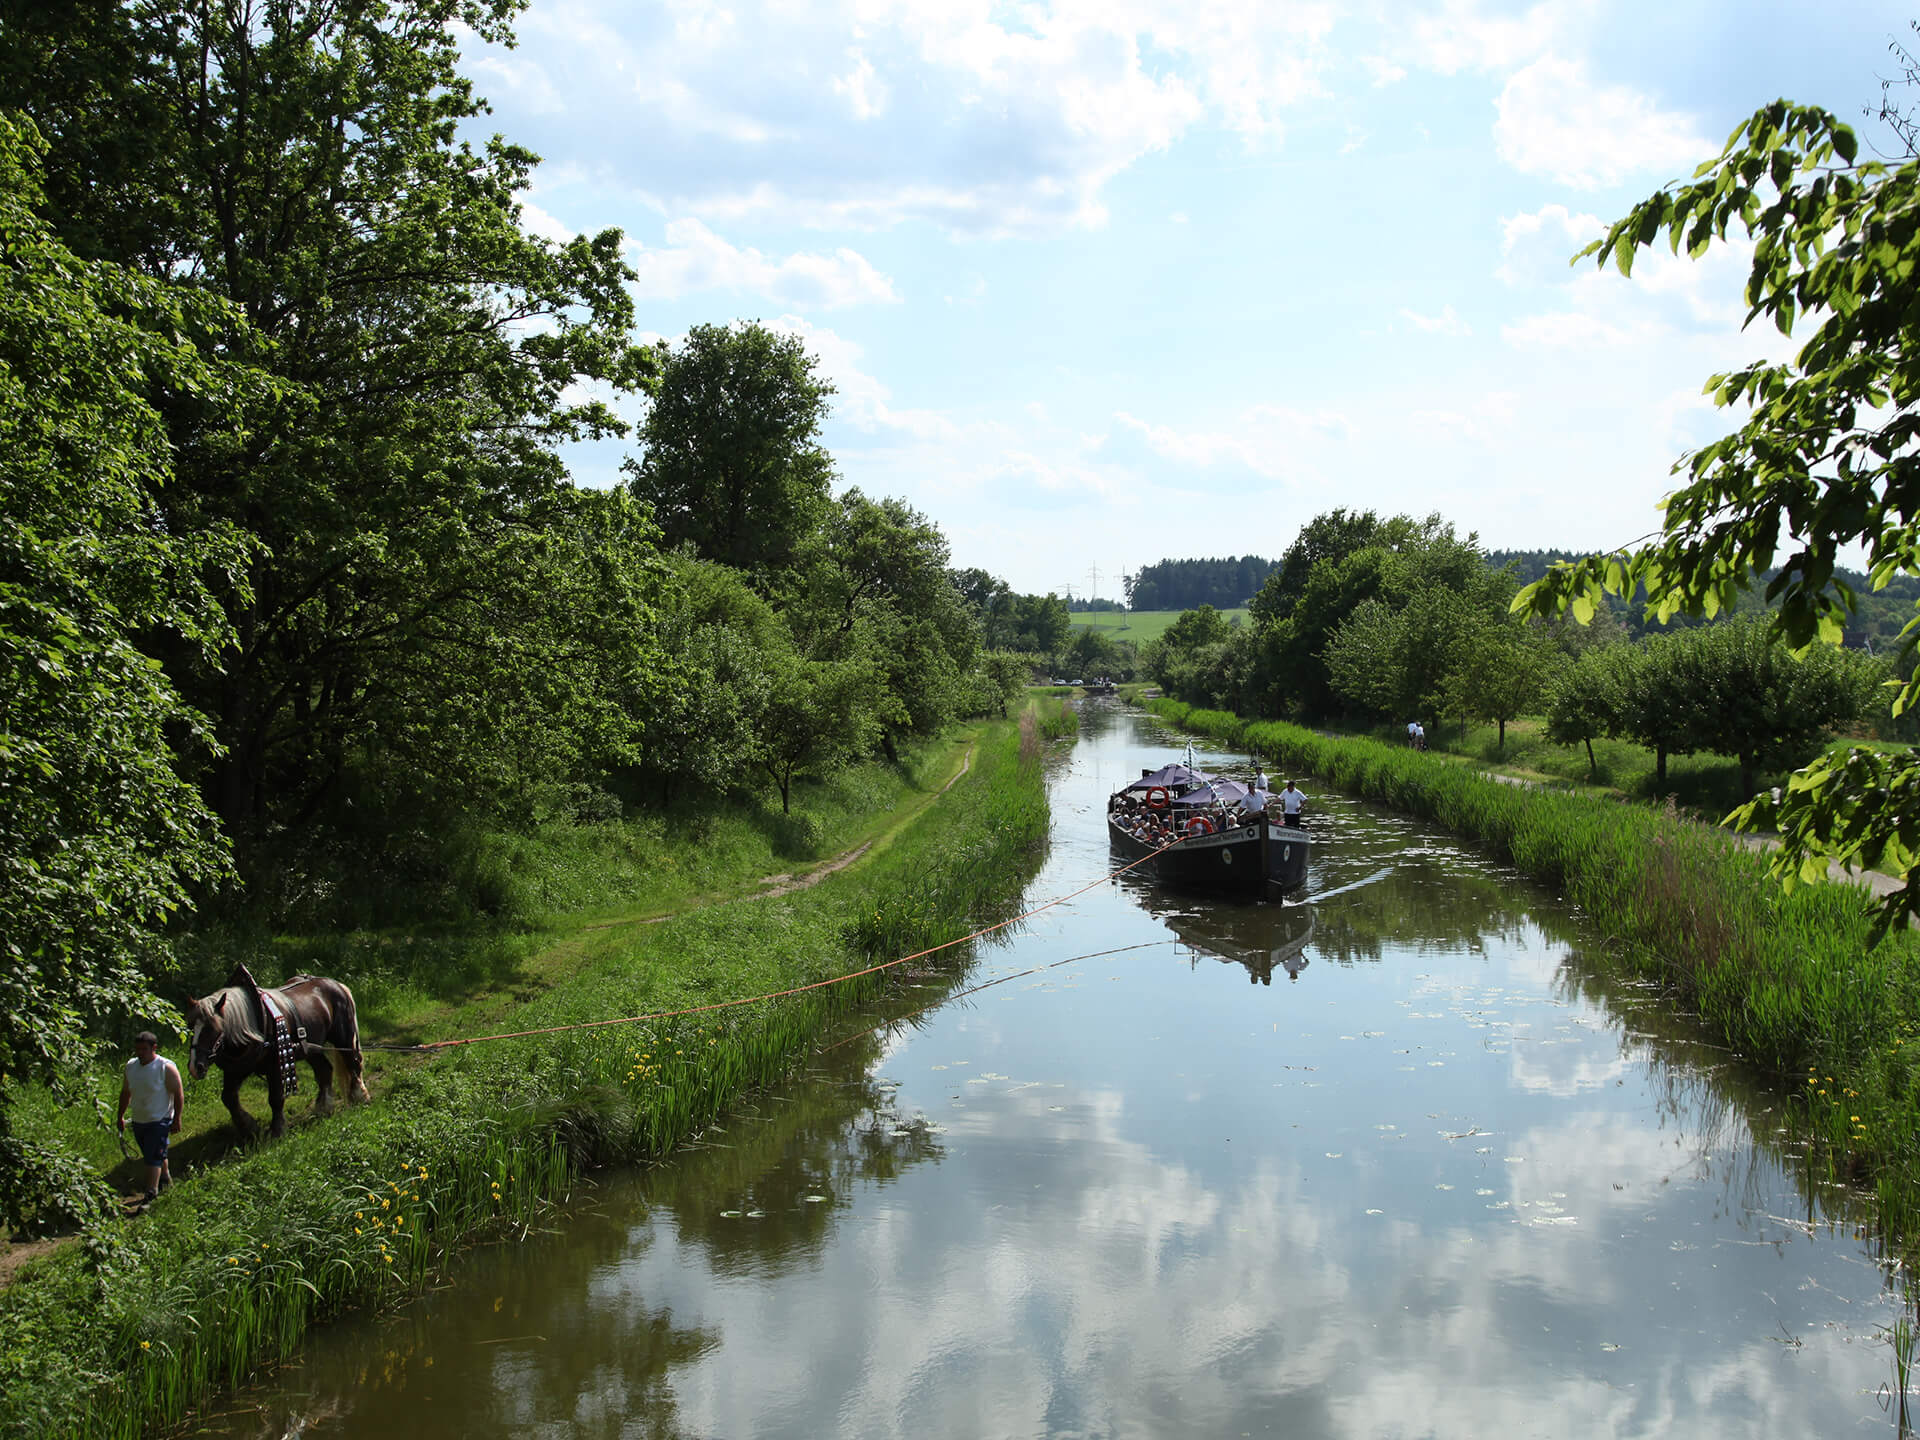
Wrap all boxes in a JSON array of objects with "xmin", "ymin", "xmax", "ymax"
[
  {"xmin": 1497, "ymin": 718, "xmax": 1506, "ymax": 753},
  {"xmin": 1656, "ymin": 746, "xmax": 1667, "ymax": 785},
  {"xmin": 1584, "ymin": 737, "xmax": 1596, "ymax": 778}
]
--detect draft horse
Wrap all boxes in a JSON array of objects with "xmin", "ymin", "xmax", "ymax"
[{"xmin": 185, "ymin": 966, "xmax": 370, "ymax": 1138}]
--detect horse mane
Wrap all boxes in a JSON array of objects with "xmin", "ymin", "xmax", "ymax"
[{"xmin": 203, "ymin": 985, "xmax": 267, "ymax": 1046}]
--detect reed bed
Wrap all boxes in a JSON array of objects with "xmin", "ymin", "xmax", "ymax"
[
  {"xmin": 0, "ymin": 714, "xmax": 1059, "ymax": 1440},
  {"xmin": 1149, "ymin": 699, "xmax": 1920, "ymax": 1236}
]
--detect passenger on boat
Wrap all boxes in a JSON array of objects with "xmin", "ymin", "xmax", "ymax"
[{"xmin": 1279, "ymin": 780, "xmax": 1305, "ymax": 828}]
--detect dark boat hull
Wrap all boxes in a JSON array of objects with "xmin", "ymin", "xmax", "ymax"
[{"xmin": 1108, "ymin": 814, "xmax": 1310, "ymax": 895}]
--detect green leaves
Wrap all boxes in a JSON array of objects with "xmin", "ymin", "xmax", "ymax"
[
  {"xmin": 1524, "ymin": 97, "xmax": 1920, "ymax": 930},
  {"xmin": 0, "ymin": 112, "xmax": 241, "ymax": 1150}
]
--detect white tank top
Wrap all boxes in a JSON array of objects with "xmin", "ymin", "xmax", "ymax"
[{"xmin": 125, "ymin": 1056, "xmax": 179, "ymax": 1123}]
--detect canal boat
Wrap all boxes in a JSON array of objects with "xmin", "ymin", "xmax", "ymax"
[{"xmin": 1106, "ymin": 753, "xmax": 1309, "ymax": 895}]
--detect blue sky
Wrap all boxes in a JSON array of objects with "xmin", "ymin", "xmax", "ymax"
[{"xmin": 459, "ymin": 0, "xmax": 1910, "ymax": 597}]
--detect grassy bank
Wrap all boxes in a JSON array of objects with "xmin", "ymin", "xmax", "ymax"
[
  {"xmin": 0, "ymin": 709, "xmax": 1060, "ymax": 1439},
  {"xmin": 1148, "ymin": 698, "xmax": 1920, "ymax": 1232}
]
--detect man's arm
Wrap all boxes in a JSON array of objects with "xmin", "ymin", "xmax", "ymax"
[
  {"xmin": 167, "ymin": 1063, "xmax": 185, "ymax": 1133},
  {"xmin": 116, "ymin": 1074, "xmax": 131, "ymax": 1130}
]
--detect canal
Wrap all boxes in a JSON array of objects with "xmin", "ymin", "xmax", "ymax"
[{"xmin": 197, "ymin": 701, "xmax": 1903, "ymax": 1437}]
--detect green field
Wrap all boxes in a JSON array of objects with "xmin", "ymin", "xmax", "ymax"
[{"xmin": 1069, "ymin": 609, "xmax": 1249, "ymax": 644}]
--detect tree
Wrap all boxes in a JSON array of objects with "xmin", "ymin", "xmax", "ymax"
[
  {"xmin": 1682, "ymin": 616, "xmax": 1878, "ymax": 796},
  {"xmin": 627, "ymin": 321, "xmax": 835, "ymax": 579},
  {"xmin": 1250, "ymin": 509, "xmax": 1385, "ymax": 625},
  {"xmin": 1161, "ymin": 604, "xmax": 1234, "ymax": 653},
  {"xmin": 974, "ymin": 651, "xmax": 1033, "ymax": 718},
  {"xmin": 1443, "ymin": 620, "xmax": 1559, "ymax": 753},
  {"xmin": 0, "ymin": 113, "xmax": 251, "ymax": 1224},
  {"xmin": 1009, "ymin": 593, "xmax": 1071, "ymax": 655},
  {"xmin": 1064, "ymin": 625, "xmax": 1119, "ymax": 679},
  {"xmin": 0, "ymin": 0, "xmax": 653, "ymax": 847},
  {"xmin": 1513, "ymin": 100, "xmax": 1920, "ymax": 928},
  {"xmin": 1545, "ymin": 646, "xmax": 1632, "ymax": 778},
  {"xmin": 755, "ymin": 651, "xmax": 898, "ymax": 814},
  {"xmin": 793, "ymin": 490, "xmax": 977, "ymax": 756},
  {"xmin": 638, "ymin": 557, "xmax": 783, "ymax": 803}
]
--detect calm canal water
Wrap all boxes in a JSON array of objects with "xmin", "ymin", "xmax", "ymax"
[{"xmin": 196, "ymin": 702, "xmax": 1903, "ymax": 1438}]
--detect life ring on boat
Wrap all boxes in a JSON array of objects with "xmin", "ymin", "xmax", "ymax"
[
  {"xmin": 1185, "ymin": 816, "xmax": 1214, "ymax": 837},
  {"xmin": 1144, "ymin": 786, "xmax": 1171, "ymax": 809}
]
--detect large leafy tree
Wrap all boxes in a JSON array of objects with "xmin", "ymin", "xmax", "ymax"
[
  {"xmin": 626, "ymin": 321, "xmax": 836, "ymax": 579},
  {"xmin": 1261, "ymin": 514, "xmax": 1507, "ymax": 721},
  {"xmin": 0, "ymin": 113, "xmax": 254, "ymax": 1223},
  {"xmin": 0, "ymin": 0, "xmax": 652, "ymax": 847},
  {"xmin": 1514, "ymin": 100, "xmax": 1920, "ymax": 929}
]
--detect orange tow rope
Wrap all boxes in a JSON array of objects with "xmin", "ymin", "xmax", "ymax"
[{"xmin": 400, "ymin": 835, "xmax": 1187, "ymax": 1053}]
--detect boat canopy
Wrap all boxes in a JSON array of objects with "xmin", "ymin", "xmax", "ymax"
[
  {"xmin": 1173, "ymin": 779, "xmax": 1254, "ymax": 807},
  {"xmin": 1121, "ymin": 763, "xmax": 1208, "ymax": 793}
]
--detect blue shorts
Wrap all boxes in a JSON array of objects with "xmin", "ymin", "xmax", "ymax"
[{"xmin": 131, "ymin": 1120, "xmax": 171, "ymax": 1168}]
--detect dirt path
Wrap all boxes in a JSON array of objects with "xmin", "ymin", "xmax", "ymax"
[{"xmin": 585, "ymin": 740, "xmax": 976, "ymax": 928}]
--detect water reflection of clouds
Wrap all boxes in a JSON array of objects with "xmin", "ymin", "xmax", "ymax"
[{"xmin": 589, "ymin": 1064, "xmax": 1891, "ymax": 1440}]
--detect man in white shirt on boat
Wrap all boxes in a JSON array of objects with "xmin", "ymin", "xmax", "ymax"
[{"xmin": 1278, "ymin": 780, "xmax": 1306, "ymax": 827}]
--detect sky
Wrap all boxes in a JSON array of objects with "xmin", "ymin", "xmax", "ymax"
[{"xmin": 458, "ymin": 0, "xmax": 1913, "ymax": 598}]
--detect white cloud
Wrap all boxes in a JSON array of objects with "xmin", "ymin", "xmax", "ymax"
[
  {"xmin": 474, "ymin": 0, "xmax": 1353, "ymax": 235},
  {"xmin": 768, "ymin": 315, "xmax": 955, "ymax": 437},
  {"xmin": 1403, "ymin": 0, "xmax": 1579, "ymax": 75},
  {"xmin": 1495, "ymin": 202, "xmax": 1606, "ymax": 286},
  {"xmin": 833, "ymin": 46, "xmax": 889, "ymax": 120},
  {"xmin": 1400, "ymin": 303, "xmax": 1472, "ymax": 336},
  {"xmin": 1493, "ymin": 53, "xmax": 1709, "ymax": 189},
  {"xmin": 517, "ymin": 200, "xmax": 579, "ymax": 246},
  {"xmin": 1358, "ymin": 53, "xmax": 1405, "ymax": 86},
  {"xmin": 1500, "ymin": 310, "xmax": 1633, "ymax": 348},
  {"xmin": 1113, "ymin": 404, "xmax": 1355, "ymax": 484},
  {"xmin": 626, "ymin": 219, "xmax": 900, "ymax": 308}
]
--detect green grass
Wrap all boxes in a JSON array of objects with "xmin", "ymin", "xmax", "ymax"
[
  {"xmin": 1067, "ymin": 609, "xmax": 1248, "ymax": 645},
  {"xmin": 1149, "ymin": 698, "xmax": 1920, "ymax": 1248},
  {"xmin": 0, "ymin": 712, "xmax": 1060, "ymax": 1439}
]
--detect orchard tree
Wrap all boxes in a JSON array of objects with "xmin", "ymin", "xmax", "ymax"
[
  {"xmin": 1545, "ymin": 646, "xmax": 1632, "ymax": 778},
  {"xmin": 1682, "ymin": 616, "xmax": 1878, "ymax": 796},
  {"xmin": 1516, "ymin": 100, "xmax": 1920, "ymax": 930},
  {"xmin": 1444, "ymin": 621, "xmax": 1560, "ymax": 753}
]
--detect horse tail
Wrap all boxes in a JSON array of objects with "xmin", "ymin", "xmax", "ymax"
[{"xmin": 329, "ymin": 979, "xmax": 371, "ymax": 1105}]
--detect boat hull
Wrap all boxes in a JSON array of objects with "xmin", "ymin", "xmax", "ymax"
[{"xmin": 1108, "ymin": 814, "xmax": 1309, "ymax": 895}]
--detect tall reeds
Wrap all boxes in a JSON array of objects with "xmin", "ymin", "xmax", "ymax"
[{"xmin": 0, "ymin": 712, "xmax": 1061, "ymax": 1440}]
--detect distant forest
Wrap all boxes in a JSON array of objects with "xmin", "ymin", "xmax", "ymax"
[
  {"xmin": 1485, "ymin": 549, "xmax": 1920, "ymax": 653},
  {"xmin": 1126, "ymin": 556, "xmax": 1277, "ymax": 611}
]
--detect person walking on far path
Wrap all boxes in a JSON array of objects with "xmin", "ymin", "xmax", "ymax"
[{"xmin": 117, "ymin": 1030, "xmax": 184, "ymax": 1204}]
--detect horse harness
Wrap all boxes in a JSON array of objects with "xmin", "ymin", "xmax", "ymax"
[{"xmin": 257, "ymin": 989, "xmax": 305, "ymax": 1096}]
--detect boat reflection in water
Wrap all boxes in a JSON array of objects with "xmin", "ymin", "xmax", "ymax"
[{"xmin": 1118, "ymin": 876, "xmax": 1317, "ymax": 986}]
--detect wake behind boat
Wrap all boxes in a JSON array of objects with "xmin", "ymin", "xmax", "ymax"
[{"xmin": 1106, "ymin": 754, "xmax": 1309, "ymax": 895}]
